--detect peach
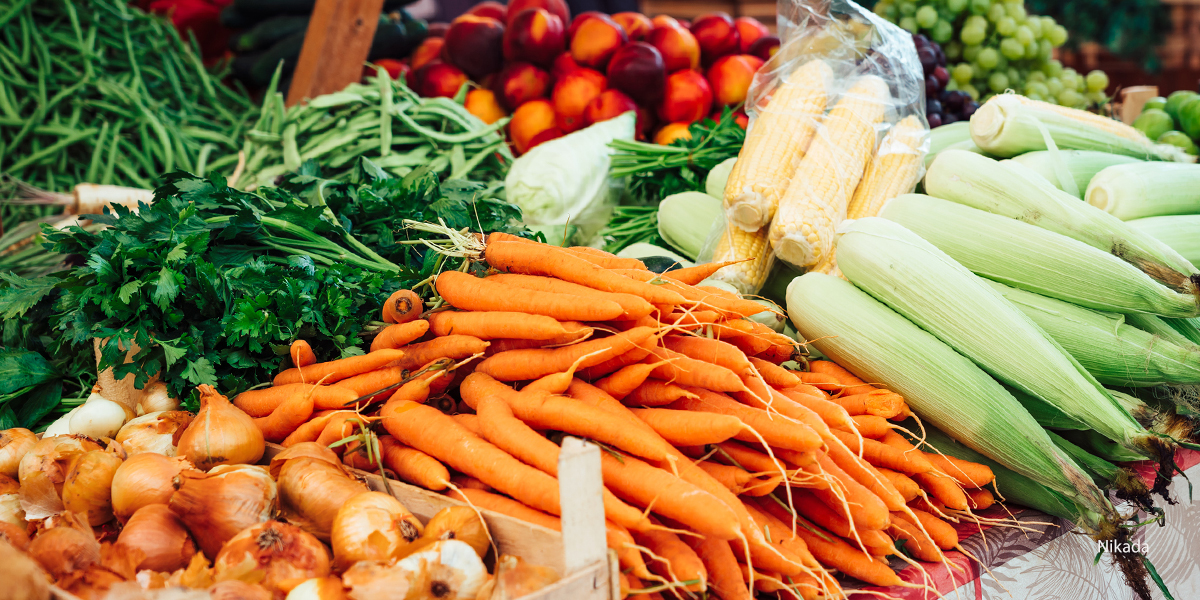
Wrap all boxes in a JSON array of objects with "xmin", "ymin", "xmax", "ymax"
[
  {"xmin": 442, "ymin": 15, "xmax": 506, "ymax": 79},
  {"xmin": 735, "ymin": 17, "xmax": 769, "ymax": 53},
  {"xmin": 504, "ymin": 8, "xmax": 566, "ymax": 66},
  {"xmin": 510, "ymin": 99, "xmax": 558, "ymax": 154},
  {"xmin": 527, "ymin": 126, "xmax": 565, "ymax": 152},
  {"xmin": 427, "ymin": 22, "xmax": 450, "ymax": 37},
  {"xmin": 410, "ymin": 37, "xmax": 444, "ymax": 71},
  {"xmin": 465, "ymin": 89, "xmax": 507, "ymax": 124},
  {"xmin": 654, "ymin": 122, "xmax": 693, "ymax": 145},
  {"xmin": 506, "ymin": 0, "xmax": 570, "ymax": 29},
  {"xmin": 493, "ymin": 61, "xmax": 552, "ymax": 111},
  {"xmin": 690, "ymin": 12, "xmax": 739, "ymax": 65},
  {"xmin": 651, "ymin": 15, "xmax": 680, "ymax": 29},
  {"xmin": 606, "ymin": 41, "xmax": 666, "ymax": 106},
  {"xmin": 552, "ymin": 67, "xmax": 607, "ymax": 133},
  {"xmin": 748, "ymin": 35, "xmax": 780, "ymax": 61},
  {"xmin": 707, "ymin": 54, "xmax": 763, "ymax": 107},
  {"xmin": 583, "ymin": 89, "xmax": 638, "ymax": 127},
  {"xmin": 569, "ymin": 14, "xmax": 627, "ymax": 70},
  {"xmin": 467, "ymin": 1, "xmax": 507, "ymax": 22},
  {"xmin": 551, "ymin": 52, "xmax": 579, "ymax": 79},
  {"xmin": 567, "ymin": 11, "xmax": 606, "ymax": 40},
  {"xmin": 412, "ymin": 62, "xmax": 468, "ymax": 98},
  {"xmin": 611, "ymin": 12, "xmax": 653, "ymax": 41},
  {"xmin": 366, "ymin": 58, "xmax": 408, "ymax": 80},
  {"xmin": 658, "ymin": 69, "xmax": 712, "ymax": 124},
  {"xmin": 645, "ymin": 24, "xmax": 700, "ymax": 72}
]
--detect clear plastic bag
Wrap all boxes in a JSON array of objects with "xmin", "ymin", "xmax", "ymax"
[{"xmin": 704, "ymin": 0, "xmax": 930, "ymax": 292}]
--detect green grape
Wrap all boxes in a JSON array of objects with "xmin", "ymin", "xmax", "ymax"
[
  {"xmin": 965, "ymin": 15, "xmax": 988, "ymax": 30},
  {"xmin": 1025, "ymin": 17, "xmax": 1042, "ymax": 38},
  {"xmin": 987, "ymin": 2, "xmax": 1006, "ymax": 22},
  {"xmin": 999, "ymin": 37, "xmax": 1025, "ymax": 59},
  {"xmin": 989, "ymin": 72, "xmax": 1010, "ymax": 92},
  {"xmin": 1028, "ymin": 70, "xmax": 1046, "ymax": 83},
  {"xmin": 900, "ymin": 2, "xmax": 918, "ymax": 16},
  {"xmin": 977, "ymin": 47, "xmax": 1000, "ymax": 69},
  {"xmin": 1038, "ymin": 39, "xmax": 1053, "ymax": 60},
  {"xmin": 1046, "ymin": 77, "xmax": 1064, "ymax": 96},
  {"xmin": 995, "ymin": 54, "xmax": 1009, "ymax": 70},
  {"xmin": 1040, "ymin": 15, "xmax": 1056, "ymax": 31},
  {"xmin": 1015, "ymin": 26, "xmax": 1034, "ymax": 45},
  {"xmin": 961, "ymin": 84, "xmax": 980, "ymax": 100},
  {"xmin": 1007, "ymin": 66, "xmax": 1020, "ymax": 82},
  {"xmin": 874, "ymin": 1, "xmax": 890, "ymax": 16},
  {"xmin": 952, "ymin": 62, "xmax": 975, "ymax": 83},
  {"xmin": 1005, "ymin": 3, "xmax": 1027, "ymax": 20},
  {"xmin": 946, "ymin": 79, "xmax": 960, "ymax": 91},
  {"xmin": 932, "ymin": 19, "xmax": 954, "ymax": 43},
  {"xmin": 1058, "ymin": 89, "xmax": 1082, "ymax": 106},
  {"xmin": 963, "ymin": 43, "xmax": 982, "ymax": 61},
  {"xmin": 1025, "ymin": 81, "xmax": 1050, "ymax": 97},
  {"xmin": 1024, "ymin": 39, "xmax": 1039, "ymax": 59},
  {"xmin": 1042, "ymin": 59, "xmax": 1064, "ymax": 77},
  {"xmin": 883, "ymin": 4, "xmax": 899, "ymax": 19},
  {"xmin": 1086, "ymin": 90, "xmax": 1107, "ymax": 105},
  {"xmin": 997, "ymin": 16, "xmax": 1016, "ymax": 35},
  {"xmin": 961, "ymin": 25, "xmax": 986, "ymax": 45},
  {"xmin": 947, "ymin": 0, "xmax": 969, "ymax": 13},
  {"xmin": 1086, "ymin": 70, "xmax": 1109, "ymax": 91},
  {"xmin": 899, "ymin": 16, "xmax": 919, "ymax": 32},
  {"xmin": 916, "ymin": 5, "xmax": 939, "ymax": 28},
  {"xmin": 945, "ymin": 40, "xmax": 963, "ymax": 60},
  {"xmin": 969, "ymin": 0, "xmax": 991, "ymax": 16},
  {"xmin": 1048, "ymin": 24, "xmax": 1068, "ymax": 46},
  {"xmin": 1027, "ymin": 93, "xmax": 1045, "ymax": 102}
]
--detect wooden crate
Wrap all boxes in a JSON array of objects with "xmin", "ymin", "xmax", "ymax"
[{"xmin": 639, "ymin": 0, "xmax": 778, "ymax": 31}]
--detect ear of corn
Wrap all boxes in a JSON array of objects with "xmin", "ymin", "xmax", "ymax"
[
  {"xmin": 768, "ymin": 75, "xmax": 890, "ymax": 272},
  {"xmin": 1123, "ymin": 312, "xmax": 1200, "ymax": 349},
  {"xmin": 925, "ymin": 149, "xmax": 1200, "ymax": 296},
  {"xmin": 723, "ymin": 59, "xmax": 833, "ymax": 231},
  {"xmin": 1086, "ymin": 162, "xmax": 1200, "ymax": 220},
  {"xmin": 846, "ymin": 115, "xmax": 928, "ymax": 220},
  {"xmin": 878, "ymin": 193, "xmax": 1200, "ymax": 318},
  {"xmin": 969, "ymin": 94, "xmax": 1193, "ymax": 162},
  {"xmin": 1002, "ymin": 382, "xmax": 1090, "ymax": 430},
  {"xmin": 1047, "ymin": 430, "xmax": 1122, "ymax": 487},
  {"xmin": 985, "ymin": 279, "xmax": 1200, "ymax": 388},
  {"xmin": 1057, "ymin": 429, "xmax": 1152, "ymax": 463},
  {"xmin": 925, "ymin": 120, "xmax": 972, "ymax": 166},
  {"xmin": 708, "ymin": 223, "xmax": 775, "ymax": 294},
  {"xmin": 657, "ymin": 191, "xmax": 723, "ymax": 261},
  {"xmin": 786, "ymin": 271, "xmax": 1112, "ymax": 521},
  {"xmin": 1127, "ymin": 215, "xmax": 1200, "ymax": 269},
  {"xmin": 925, "ymin": 138, "xmax": 984, "ymax": 169},
  {"xmin": 835, "ymin": 217, "xmax": 1154, "ymax": 457},
  {"xmin": 1007, "ymin": 150, "xmax": 1142, "ymax": 199},
  {"xmin": 1165, "ymin": 318, "xmax": 1200, "ymax": 346}
]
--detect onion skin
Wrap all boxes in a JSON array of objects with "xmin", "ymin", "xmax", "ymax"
[
  {"xmin": 421, "ymin": 507, "xmax": 489, "ymax": 559},
  {"xmin": 0, "ymin": 521, "xmax": 30, "ymax": 551},
  {"xmin": 116, "ymin": 411, "xmax": 194, "ymax": 456},
  {"xmin": 116, "ymin": 504, "xmax": 197, "ymax": 572},
  {"xmin": 18, "ymin": 435, "xmax": 102, "ymax": 496},
  {"xmin": 177, "ymin": 384, "xmax": 264, "ymax": 471},
  {"xmin": 170, "ymin": 464, "xmax": 277, "ymax": 559},
  {"xmin": 285, "ymin": 577, "xmax": 348, "ymax": 600},
  {"xmin": 210, "ymin": 580, "xmax": 274, "ymax": 600},
  {"xmin": 330, "ymin": 492, "xmax": 422, "ymax": 569},
  {"xmin": 0, "ymin": 537, "xmax": 50, "ymax": 600},
  {"xmin": 111, "ymin": 453, "xmax": 192, "ymax": 523},
  {"xmin": 28, "ymin": 514, "xmax": 101, "ymax": 579},
  {"xmin": 0, "ymin": 429, "xmax": 36, "ymax": 479},
  {"xmin": 61, "ymin": 450, "xmax": 123, "ymax": 526},
  {"xmin": 214, "ymin": 521, "xmax": 331, "ymax": 596},
  {"xmin": 276, "ymin": 455, "xmax": 368, "ymax": 542},
  {"xmin": 395, "ymin": 540, "xmax": 487, "ymax": 600}
]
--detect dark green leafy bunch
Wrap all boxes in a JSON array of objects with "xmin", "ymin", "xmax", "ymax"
[{"xmin": 1026, "ymin": 0, "xmax": 1170, "ymax": 71}]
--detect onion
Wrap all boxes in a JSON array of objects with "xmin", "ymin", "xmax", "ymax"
[
  {"xmin": 112, "ymin": 453, "xmax": 194, "ymax": 523},
  {"xmin": 421, "ymin": 507, "xmax": 489, "ymax": 559},
  {"xmin": 394, "ymin": 540, "xmax": 487, "ymax": 600},
  {"xmin": 330, "ymin": 492, "xmax": 423, "ymax": 569},
  {"xmin": 18, "ymin": 435, "xmax": 102, "ymax": 495},
  {"xmin": 43, "ymin": 409, "xmax": 78, "ymax": 437},
  {"xmin": 341, "ymin": 561, "xmax": 418, "ymax": 600},
  {"xmin": 0, "ymin": 522, "xmax": 30, "ymax": 551},
  {"xmin": 170, "ymin": 464, "xmax": 277, "ymax": 559},
  {"xmin": 116, "ymin": 411, "xmax": 194, "ymax": 456},
  {"xmin": 116, "ymin": 504, "xmax": 197, "ymax": 572},
  {"xmin": 286, "ymin": 577, "xmax": 348, "ymax": 600},
  {"xmin": 272, "ymin": 444, "xmax": 368, "ymax": 542},
  {"xmin": 214, "ymin": 521, "xmax": 331, "ymax": 596},
  {"xmin": 0, "ymin": 536, "xmax": 50, "ymax": 600},
  {"xmin": 69, "ymin": 386, "xmax": 131, "ymax": 439},
  {"xmin": 57, "ymin": 566, "xmax": 125, "ymax": 600},
  {"xmin": 28, "ymin": 511, "xmax": 101, "ymax": 579},
  {"xmin": 0, "ymin": 429, "xmax": 36, "ymax": 478},
  {"xmin": 210, "ymin": 580, "xmax": 273, "ymax": 600},
  {"xmin": 62, "ymin": 449, "xmax": 123, "ymax": 525},
  {"xmin": 491, "ymin": 554, "xmax": 559, "ymax": 599},
  {"xmin": 137, "ymin": 380, "xmax": 180, "ymax": 415},
  {"xmin": 0, "ymin": 474, "xmax": 23, "ymax": 531},
  {"xmin": 177, "ymin": 385, "xmax": 264, "ymax": 471}
]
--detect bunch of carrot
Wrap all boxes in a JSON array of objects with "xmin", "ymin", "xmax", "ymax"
[{"xmin": 231, "ymin": 232, "xmax": 1000, "ymax": 600}]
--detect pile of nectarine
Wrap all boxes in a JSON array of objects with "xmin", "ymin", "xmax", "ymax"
[{"xmin": 401, "ymin": 1, "xmax": 780, "ymax": 154}]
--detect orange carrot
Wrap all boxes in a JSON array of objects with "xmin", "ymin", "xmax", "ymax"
[
  {"xmin": 785, "ymin": 490, "xmax": 856, "ymax": 539},
  {"xmin": 376, "ymin": 436, "xmax": 449, "ymax": 491},
  {"xmin": 672, "ymin": 388, "xmax": 822, "ymax": 453},
  {"xmin": 370, "ymin": 320, "xmax": 430, "ymax": 352},
  {"xmin": 387, "ymin": 335, "xmax": 489, "ymax": 371},
  {"xmin": 521, "ymin": 351, "xmax": 594, "ymax": 395},
  {"xmin": 756, "ymin": 338, "xmax": 799, "ymax": 364},
  {"xmin": 272, "ymin": 349, "xmax": 406, "ymax": 386},
  {"xmin": 622, "ymin": 379, "xmax": 697, "ymax": 407},
  {"xmin": 913, "ymin": 471, "xmax": 970, "ymax": 511},
  {"xmin": 920, "ymin": 451, "xmax": 995, "ymax": 488},
  {"xmin": 450, "ymin": 413, "xmax": 482, "ymax": 435},
  {"xmin": 436, "ymin": 270, "xmax": 625, "ymax": 321},
  {"xmin": 778, "ymin": 387, "xmax": 856, "ymax": 433},
  {"xmin": 733, "ymin": 502, "xmax": 820, "ymax": 576},
  {"xmin": 382, "ymin": 290, "xmax": 423, "ymax": 324},
  {"xmin": 888, "ymin": 512, "xmax": 943, "ymax": 562},
  {"xmin": 486, "ymin": 328, "xmax": 594, "ymax": 354},
  {"xmin": 252, "ymin": 386, "xmax": 316, "ymax": 443},
  {"xmin": 822, "ymin": 437, "xmax": 906, "ymax": 512},
  {"xmin": 486, "ymin": 273, "xmax": 655, "ymax": 320},
  {"xmin": 877, "ymin": 469, "xmax": 920, "ymax": 502},
  {"xmin": 281, "ymin": 410, "xmax": 350, "ymax": 447},
  {"xmin": 234, "ymin": 384, "xmax": 355, "ymax": 417},
  {"xmin": 747, "ymin": 356, "xmax": 801, "ymax": 388},
  {"xmin": 907, "ymin": 508, "xmax": 958, "ymax": 550},
  {"xmin": 656, "ymin": 309, "xmax": 721, "ymax": 329},
  {"xmin": 485, "ymin": 241, "xmax": 686, "ymax": 306},
  {"xmin": 384, "ymin": 362, "xmax": 451, "ymax": 406},
  {"xmin": 709, "ymin": 319, "xmax": 775, "ymax": 355},
  {"xmin": 632, "ymin": 525, "xmax": 706, "ymax": 592},
  {"xmin": 594, "ymin": 362, "xmax": 662, "ymax": 400},
  {"xmin": 428, "ymin": 311, "xmax": 582, "ymax": 341},
  {"xmin": 316, "ymin": 412, "xmax": 368, "ymax": 452},
  {"xmin": 476, "ymin": 327, "xmax": 654, "ymax": 382},
  {"xmin": 830, "ymin": 429, "xmax": 934, "ymax": 476},
  {"xmin": 290, "ymin": 340, "xmax": 316, "ymax": 368},
  {"xmin": 967, "ymin": 488, "xmax": 995, "ymax": 510},
  {"xmin": 697, "ymin": 462, "xmax": 781, "ymax": 497},
  {"xmin": 685, "ymin": 537, "xmax": 752, "ymax": 600},
  {"xmin": 630, "ymin": 408, "xmax": 744, "ymax": 446},
  {"xmin": 598, "ymin": 451, "xmax": 741, "ymax": 541},
  {"xmin": 665, "ymin": 260, "xmax": 743, "ymax": 285},
  {"xmin": 715, "ymin": 441, "xmax": 787, "ymax": 474},
  {"xmin": 797, "ymin": 371, "xmax": 842, "ymax": 390},
  {"xmin": 827, "ymin": 390, "xmax": 907, "ymax": 419},
  {"xmin": 850, "ymin": 415, "xmax": 892, "ymax": 438},
  {"xmin": 616, "ymin": 270, "xmax": 767, "ymax": 318},
  {"xmin": 333, "ymin": 366, "xmax": 410, "ymax": 403},
  {"xmin": 662, "ymin": 335, "xmax": 754, "ymax": 376},
  {"xmin": 809, "ymin": 361, "xmax": 877, "ymax": 396},
  {"xmin": 564, "ymin": 245, "xmax": 648, "ymax": 270},
  {"xmin": 811, "ymin": 453, "xmax": 890, "ymax": 531},
  {"xmin": 649, "ymin": 348, "xmax": 745, "ymax": 392}
]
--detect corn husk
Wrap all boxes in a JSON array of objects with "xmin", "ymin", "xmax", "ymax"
[
  {"xmin": 1123, "ymin": 313, "xmax": 1199, "ymax": 349},
  {"xmin": 1165, "ymin": 317, "xmax": 1200, "ymax": 346},
  {"xmin": 1047, "ymin": 430, "xmax": 1123, "ymax": 487},
  {"xmin": 879, "ymin": 193, "xmax": 1199, "ymax": 318},
  {"xmin": 923, "ymin": 121, "xmax": 980, "ymax": 168},
  {"xmin": 1086, "ymin": 162, "xmax": 1200, "ymax": 221},
  {"xmin": 786, "ymin": 271, "xmax": 1112, "ymax": 522},
  {"xmin": 925, "ymin": 149, "xmax": 1200, "ymax": 298},
  {"xmin": 1127, "ymin": 215, "xmax": 1200, "ymax": 269},
  {"xmin": 835, "ymin": 217, "xmax": 1154, "ymax": 457},
  {"xmin": 1008, "ymin": 150, "xmax": 1141, "ymax": 198}
]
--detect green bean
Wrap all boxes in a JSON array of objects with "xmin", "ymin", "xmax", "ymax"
[
  {"xmin": 100, "ymin": 121, "xmax": 122, "ymax": 184},
  {"xmin": 0, "ymin": 0, "xmax": 33, "ymax": 30},
  {"xmin": 379, "ymin": 68, "xmax": 392, "ymax": 157},
  {"xmin": 86, "ymin": 119, "xmax": 110, "ymax": 182},
  {"xmin": 282, "ymin": 123, "xmax": 301, "ymax": 171},
  {"xmin": 6, "ymin": 128, "xmax": 94, "ymax": 171}
]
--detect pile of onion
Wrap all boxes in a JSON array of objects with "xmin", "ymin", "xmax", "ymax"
[
  {"xmin": 170, "ymin": 464, "xmax": 277, "ymax": 559},
  {"xmin": 177, "ymin": 384, "xmax": 264, "ymax": 471},
  {"xmin": 111, "ymin": 453, "xmax": 194, "ymax": 523},
  {"xmin": 270, "ymin": 443, "xmax": 368, "ymax": 541},
  {"xmin": 330, "ymin": 492, "xmax": 423, "ymax": 569},
  {"xmin": 18, "ymin": 435, "xmax": 103, "ymax": 521},
  {"xmin": 116, "ymin": 411, "xmax": 194, "ymax": 456},
  {"xmin": 214, "ymin": 520, "xmax": 331, "ymax": 596},
  {"xmin": 115, "ymin": 504, "xmax": 197, "ymax": 572}
]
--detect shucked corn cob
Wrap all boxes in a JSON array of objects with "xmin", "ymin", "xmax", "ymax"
[
  {"xmin": 846, "ymin": 115, "xmax": 927, "ymax": 220},
  {"xmin": 769, "ymin": 75, "xmax": 889, "ymax": 272},
  {"xmin": 709, "ymin": 224, "xmax": 774, "ymax": 294},
  {"xmin": 723, "ymin": 59, "xmax": 832, "ymax": 231}
]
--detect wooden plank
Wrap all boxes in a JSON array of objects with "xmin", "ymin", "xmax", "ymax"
[
  {"xmin": 1120, "ymin": 86, "xmax": 1159, "ymax": 124},
  {"xmin": 557, "ymin": 438, "xmax": 607, "ymax": 575},
  {"xmin": 286, "ymin": 0, "xmax": 385, "ymax": 107}
]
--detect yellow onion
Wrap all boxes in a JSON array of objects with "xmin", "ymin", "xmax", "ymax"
[
  {"xmin": 176, "ymin": 384, "xmax": 264, "ymax": 471},
  {"xmin": 394, "ymin": 540, "xmax": 487, "ymax": 600},
  {"xmin": 271, "ymin": 443, "xmax": 368, "ymax": 542},
  {"xmin": 61, "ymin": 449, "xmax": 123, "ymax": 525},
  {"xmin": 57, "ymin": 566, "xmax": 126, "ymax": 600},
  {"xmin": 116, "ymin": 411, "xmax": 194, "ymax": 456},
  {"xmin": 18, "ymin": 435, "xmax": 102, "ymax": 495},
  {"xmin": 490, "ymin": 555, "xmax": 559, "ymax": 599},
  {"xmin": 112, "ymin": 453, "xmax": 194, "ymax": 523},
  {"xmin": 28, "ymin": 511, "xmax": 101, "ymax": 579},
  {"xmin": 170, "ymin": 464, "xmax": 277, "ymax": 559},
  {"xmin": 214, "ymin": 521, "xmax": 331, "ymax": 596},
  {"xmin": 116, "ymin": 504, "xmax": 197, "ymax": 572},
  {"xmin": 137, "ymin": 380, "xmax": 180, "ymax": 415},
  {"xmin": 286, "ymin": 577, "xmax": 348, "ymax": 600},
  {"xmin": 341, "ymin": 561, "xmax": 418, "ymax": 600},
  {"xmin": 0, "ymin": 536, "xmax": 50, "ymax": 600},
  {"xmin": 0, "ymin": 429, "xmax": 36, "ymax": 478},
  {"xmin": 330, "ymin": 492, "xmax": 422, "ymax": 569},
  {"xmin": 421, "ymin": 507, "xmax": 489, "ymax": 559},
  {"xmin": 209, "ymin": 580, "xmax": 273, "ymax": 600},
  {"xmin": 0, "ymin": 473, "xmax": 25, "ymax": 529},
  {"xmin": 0, "ymin": 522, "xmax": 30, "ymax": 552}
]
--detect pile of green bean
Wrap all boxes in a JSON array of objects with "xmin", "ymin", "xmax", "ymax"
[
  {"xmin": 239, "ymin": 74, "xmax": 512, "ymax": 189},
  {"xmin": 0, "ymin": 0, "xmax": 254, "ymax": 193}
]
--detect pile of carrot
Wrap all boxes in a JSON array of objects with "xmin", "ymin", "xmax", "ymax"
[{"xmin": 231, "ymin": 232, "xmax": 1000, "ymax": 600}]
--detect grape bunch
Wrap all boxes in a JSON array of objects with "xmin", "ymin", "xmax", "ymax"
[
  {"xmin": 874, "ymin": 0, "xmax": 1111, "ymax": 109},
  {"xmin": 914, "ymin": 33, "xmax": 978, "ymax": 127}
]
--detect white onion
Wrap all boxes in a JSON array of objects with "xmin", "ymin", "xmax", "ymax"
[
  {"xmin": 69, "ymin": 388, "xmax": 129, "ymax": 439},
  {"xmin": 115, "ymin": 411, "xmax": 193, "ymax": 456}
]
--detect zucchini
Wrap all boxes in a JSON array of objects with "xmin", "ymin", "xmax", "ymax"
[{"xmin": 230, "ymin": 15, "xmax": 311, "ymax": 53}]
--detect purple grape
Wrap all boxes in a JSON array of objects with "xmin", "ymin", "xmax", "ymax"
[
  {"xmin": 926, "ymin": 99, "xmax": 943, "ymax": 115},
  {"xmin": 943, "ymin": 113, "xmax": 959, "ymax": 125},
  {"xmin": 925, "ymin": 74, "xmax": 940, "ymax": 96},
  {"xmin": 918, "ymin": 47, "xmax": 938, "ymax": 75},
  {"xmin": 933, "ymin": 65, "xmax": 950, "ymax": 87},
  {"xmin": 943, "ymin": 90, "xmax": 965, "ymax": 110},
  {"xmin": 927, "ymin": 112, "xmax": 944, "ymax": 128},
  {"xmin": 932, "ymin": 43, "xmax": 946, "ymax": 66},
  {"xmin": 961, "ymin": 101, "xmax": 979, "ymax": 119},
  {"xmin": 913, "ymin": 33, "xmax": 930, "ymax": 46}
]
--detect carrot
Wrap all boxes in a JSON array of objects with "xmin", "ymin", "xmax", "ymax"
[
  {"xmin": 747, "ymin": 356, "xmax": 801, "ymax": 388},
  {"xmin": 450, "ymin": 413, "xmax": 482, "ymax": 435},
  {"xmin": 649, "ymin": 348, "xmax": 745, "ymax": 392},
  {"xmin": 708, "ymin": 319, "xmax": 775, "ymax": 354},
  {"xmin": 662, "ymin": 335, "xmax": 754, "ymax": 376},
  {"xmin": 475, "ymin": 397, "xmax": 653, "ymax": 533},
  {"xmin": 564, "ymin": 245, "xmax": 648, "ymax": 270},
  {"xmin": 594, "ymin": 362, "xmax": 662, "ymax": 400},
  {"xmin": 778, "ymin": 387, "xmax": 855, "ymax": 433},
  {"xmin": 822, "ymin": 436, "xmax": 906, "ymax": 512},
  {"xmin": 252, "ymin": 386, "xmax": 316, "ymax": 443},
  {"xmin": 623, "ymin": 380, "xmax": 697, "ymax": 407},
  {"xmin": 486, "ymin": 273, "xmax": 655, "ymax": 320},
  {"xmin": 451, "ymin": 475, "xmax": 493, "ymax": 492},
  {"xmin": 428, "ymin": 311, "xmax": 580, "ymax": 341},
  {"xmin": 665, "ymin": 260, "xmax": 743, "ymax": 285},
  {"xmin": 849, "ymin": 415, "xmax": 891, "ymax": 438},
  {"xmin": 684, "ymin": 537, "xmax": 752, "ymax": 600},
  {"xmin": 459, "ymin": 373, "xmax": 671, "ymax": 463},
  {"xmin": 632, "ymin": 525, "xmax": 706, "ymax": 592},
  {"xmin": 333, "ymin": 366, "xmax": 409, "ymax": 403},
  {"xmin": 809, "ymin": 361, "xmax": 877, "ymax": 396},
  {"xmin": 387, "ymin": 335, "xmax": 489, "ymax": 371},
  {"xmin": 827, "ymin": 390, "xmax": 907, "ymax": 419},
  {"xmin": 888, "ymin": 512, "xmax": 942, "ymax": 562},
  {"xmin": 629, "ymin": 408, "xmax": 743, "ymax": 446},
  {"xmin": 830, "ymin": 429, "xmax": 934, "ymax": 476},
  {"xmin": 521, "ymin": 351, "xmax": 596, "ymax": 395},
  {"xmin": 370, "ymin": 320, "xmax": 430, "ymax": 352},
  {"xmin": 906, "ymin": 508, "xmax": 958, "ymax": 550},
  {"xmin": 486, "ymin": 326, "xmax": 594, "ymax": 354},
  {"xmin": 272, "ymin": 349, "xmax": 406, "ymax": 386},
  {"xmin": 755, "ymin": 338, "xmax": 799, "ymax": 365},
  {"xmin": 853, "ymin": 529, "xmax": 897, "ymax": 558},
  {"xmin": 382, "ymin": 290, "xmax": 423, "ymax": 324},
  {"xmin": 715, "ymin": 441, "xmax": 786, "ymax": 474},
  {"xmin": 290, "ymin": 340, "xmax": 316, "ymax": 368},
  {"xmin": 785, "ymin": 490, "xmax": 856, "ymax": 539},
  {"xmin": 436, "ymin": 270, "xmax": 625, "ymax": 321},
  {"xmin": 732, "ymin": 503, "xmax": 820, "ymax": 576},
  {"xmin": 603, "ymin": 453, "xmax": 743, "ymax": 540},
  {"xmin": 811, "ymin": 453, "xmax": 889, "ymax": 531},
  {"xmin": 233, "ymin": 384, "xmax": 349, "ymax": 417},
  {"xmin": 616, "ymin": 270, "xmax": 767, "ymax": 318},
  {"xmin": 476, "ymin": 327, "xmax": 654, "ymax": 382},
  {"xmin": 672, "ymin": 388, "xmax": 822, "ymax": 453},
  {"xmin": 920, "ymin": 451, "xmax": 995, "ymax": 489},
  {"xmin": 697, "ymin": 462, "xmax": 781, "ymax": 497},
  {"xmin": 316, "ymin": 412, "xmax": 368, "ymax": 452},
  {"xmin": 384, "ymin": 362, "xmax": 452, "ymax": 406},
  {"xmin": 485, "ymin": 241, "xmax": 686, "ymax": 306},
  {"xmin": 381, "ymin": 400, "xmax": 564, "ymax": 517},
  {"xmin": 796, "ymin": 371, "xmax": 841, "ymax": 390},
  {"xmin": 281, "ymin": 410, "xmax": 349, "ymax": 447},
  {"xmin": 656, "ymin": 309, "xmax": 721, "ymax": 329},
  {"xmin": 913, "ymin": 471, "xmax": 970, "ymax": 511},
  {"xmin": 876, "ymin": 469, "xmax": 920, "ymax": 503},
  {"xmin": 967, "ymin": 488, "xmax": 995, "ymax": 510}
]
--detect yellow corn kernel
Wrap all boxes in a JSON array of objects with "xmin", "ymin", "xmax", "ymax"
[
  {"xmin": 710, "ymin": 224, "xmax": 774, "ymax": 294},
  {"xmin": 846, "ymin": 115, "xmax": 928, "ymax": 220}
]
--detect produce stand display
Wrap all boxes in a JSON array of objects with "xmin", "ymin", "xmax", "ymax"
[{"xmin": 4, "ymin": 0, "xmax": 1200, "ymax": 599}]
